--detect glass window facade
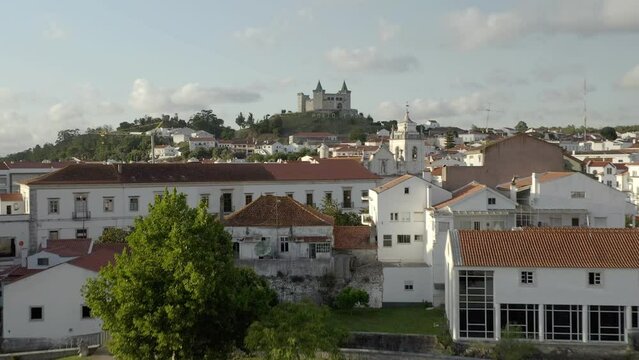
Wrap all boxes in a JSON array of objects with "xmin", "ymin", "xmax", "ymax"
[{"xmin": 459, "ymin": 270, "xmax": 494, "ymax": 338}]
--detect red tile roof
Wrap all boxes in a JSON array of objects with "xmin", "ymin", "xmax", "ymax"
[
  {"xmin": 2, "ymin": 161, "xmax": 73, "ymax": 169},
  {"xmin": 431, "ymin": 167, "xmax": 443, "ymax": 176},
  {"xmin": 69, "ymin": 243, "xmax": 126, "ymax": 272},
  {"xmin": 42, "ymin": 239, "xmax": 92, "ymax": 257},
  {"xmin": 586, "ymin": 160, "xmax": 612, "ymax": 167},
  {"xmin": 0, "ymin": 193, "xmax": 23, "ymax": 202},
  {"xmin": 496, "ymin": 172, "xmax": 574, "ymax": 190},
  {"xmin": 292, "ymin": 132, "xmax": 336, "ymax": 138},
  {"xmin": 454, "ymin": 228, "xmax": 639, "ymax": 268},
  {"xmin": 224, "ymin": 195, "xmax": 334, "ymax": 227},
  {"xmin": 22, "ymin": 160, "xmax": 380, "ymax": 186},
  {"xmin": 433, "ymin": 182, "xmax": 485, "ymax": 209},
  {"xmin": 333, "ymin": 226, "xmax": 375, "ymax": 250},
  {"xmin": 371, "ymin": 174, "xmax": 414, "ymax": 193}
]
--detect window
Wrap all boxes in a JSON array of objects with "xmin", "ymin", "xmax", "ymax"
[
  {"xmin": 200, "ymin": 194, "xmax": 209, "ymax": 208},
  {"xmin": 103, "ymin": 197, "xmax": 114, "ymax": 212},
  {"xmin": 572, "ymin": 217, "xmax": 580, "ymax": 227},
  {"xmin": 588, "ymin": 271, "xmax": 602, "ymax": 286},
  {"xmin": 632, "ymin": 306, "xmax": 638, "ymax": 329},
  {"xmin": 516, "ymin": 214, "xmax": 531, "ymax": 227},
  {"xmin": 520, "ymin": 271, "xmax": 534, "ymax": 285},
  {"xmin": 361, "ymin": 190, "xmax": 368, "ymax": 201},
  {"xmin": 383, "ymin": 235, "xmax": 392, "ymax": 247},
  {"xmin": 286, "ymin": 192, "xmax": 294, "ymax": 198},
  {"xmin": 232, "ymin": 242, "xmax": 240, "ymax": 259},
  {"xmin": 315, "ymin": 243, "xmax": 331, "ymax": 253},
  {"xmin": 129, "ymin": 197, "xmax": 139, "ymax": 212},
  {"xmin": 245, "ymin": 194, "xmax": 253, "ymax": 205},
  {"xmin": 606, "ymin": 180, "xmax": 612, "ymax": 187},
  {"xmin": 324, "ymin": 192, "xmax": 332, "ymax": 202},
  {"xmin": 404, "ymin": 281, "xmax": 414, "ymax": 291},
  {"xmin": 48, "ymin": 230, "xmax": 59, "ymax": 240},
  {"xmin": 589, "ymin": 305, "xmax": 625, "ymax": 342},
  {"xmin": 488, "ymin": 197, "xmax": 496, "ymax": 205},
  {"xmin": 30, "ymin": 306, "xmax": 44, "ymax": 321},
  {"xmin": 390, "ymin": 212, "xmax": 398, "ymax": 221},
  {"xmin": 280, "ymin": 237, "xmax": 289, "ymax": 253},
  {"xmin": 500, "ymin": 304, "xmax": 539, "ymax": 339},
  {"xmin": 82, "ymin": 305, "xmax": 92, "ymax": 319},
  {"xmin": 570, "ymin": 191, "xmax": 585, "ymax": 198},
  {"xmin": 459, "ymin": 270, "xmax": 494, "ymax": 338},
  {"xmin": 76, "ymin": 228, "xmax": 87, "ymax": 239},
  {"xmin": 606, "ymin": 167, "xmax": 613, "ymax": 175},
  {"xmin": 305, "ymin": 192, "xmax": 313, "ymax": 206},
  {"xmin": 473, "ymin": 221, "xmax": 481, "ymax": 230},
  {"xmin": 37, "ymin": 257, "xmax": 49, "ymax": 266},
  {"xmin": 222, "ymin": 193, "xmax": 233, "ymax": 213},
  {"xmin": 397, "ymin": 235, "xmax": 411, "ymax": 244},
  {"xmin": 404, "ymin": 187, "xmax": 410, "ymax": 194},
  {"xmin": 414, "ymin": 235, "xmax": 423, "ymax": 242},
  {"xmin": 342, "ymin": 189, "xmax": 352, "ymax": 208},
  {"xmin": 545, "ymin": 305, "xmax": 582, "ymax": 341},
  {"xmin": 48, "ymin": 198, "xmax": 59, "ymax": 214}
]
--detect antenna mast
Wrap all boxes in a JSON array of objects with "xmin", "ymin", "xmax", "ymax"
[{"xmin": 583, "ymin": 79, "xmax": 587, "ymax": 143}]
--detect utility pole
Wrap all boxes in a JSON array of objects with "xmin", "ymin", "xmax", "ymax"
[{"xmin": 583, "ymin": 79, "xmax": 588, "ymax": 143}]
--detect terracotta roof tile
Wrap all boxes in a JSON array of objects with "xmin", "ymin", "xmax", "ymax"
[
  {"xmin": 224, "ymin": 195, "xmax": 334, "ymax": 227},
  {"xmin": 431, "ymin": 167, "xmax": 443, "ymax": 176},
  {"xmin": 0, "ymin": 193, "xmax": 23, "ymax": 202},
  {"xmin": 455, "ymin": 228, "xmax": 639, "ymax": 268},
  {"xmin": 23, "ymin": 160, "xmax": 380, "ymax": 186},
  {"xmin": 42, "ymin": 239, "xmax": 92, "ymax": 257},
  {"xmin": 333, "ymin": 226, "xmax": 375, "ymax": 250},
  {"xmin": 372, "ymin": 174, "xmax": 414, "ymax": 194},
  {"xmin": 433, "ymin": 182, "xmax": 485, "ymax": 209},
  {"xmin": 496, "ymin": 172, "xmax": 574, "ymax": 190},
  {"xmin": 69, "ymin": 243, "xmax": 126, "ymax": 272},
  {"xmin": 586, "ymin": 160, "xmax": 612, "ymax": 167}
]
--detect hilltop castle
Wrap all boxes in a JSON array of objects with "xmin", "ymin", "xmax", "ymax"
[{"xmin": 297, "ymin": 81, "xmax": 358, "ymax": 116}]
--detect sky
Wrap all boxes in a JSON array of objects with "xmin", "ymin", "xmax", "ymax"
[{"xmin": 1, "ymin": 0, "xmax": 639, "ymax": 156}]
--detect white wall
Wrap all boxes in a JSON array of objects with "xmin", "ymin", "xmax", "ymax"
[
  {"xmin": 228, "ymin": 225, "xmax": 333, "ymax": 260},
  {"xmin": 3, "ymin": 264, "xmax": 102, "ymax": 339},
  {"xmin": 382, "ymin": 266, "xmax": 433, "ymax": 304}
]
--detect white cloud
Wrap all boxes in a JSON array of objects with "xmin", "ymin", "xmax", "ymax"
[
  {"xmin": 129, "ymin": 79, "xmax": 261, "ymax": 113},
  {"xmin": 325, "ymin": 46, "xmax": 418, "ymax": 73},
  {"xmin": 43, "ymin": 21, "xmax": 67, "ymax": 40},
  {"xmin": 0, "ymin": 112, "xmax": 41, "ymax": 156},
  {"xmin": 377, "ymin": 93, "xmax": 486, "ymax": 120},
  {"xmin": 297, "ymin": 8, "xmax": 314, "ymax": 21},
  {"xmin": 48, "ymin": 102, "xmax": 84, "ymax": 123},
  {"xmin": 379, "ymin": 18, "xmax": 400, "ymax": 42},
  {"xmin": 447, "ymin": 1, "xmax": 639, "ymax": 50},
  {"xmin": 619, "ymin": 64, "xmax": 639, "ymax": 88},
  {"xmin": 233, "ymin": 27, "xmax": 275, "ymax": 46}
]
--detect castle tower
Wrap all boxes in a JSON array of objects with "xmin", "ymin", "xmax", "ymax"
[
  {"xmin": 312, "ymin": 80, "xmax": 325, "ymax": 111},
  {"xmin": 338, "ymin": 80, "xmax": 351, "ymax": 111},
  {"xmin": 388, "ymin": 105, "xmax": 424, "ymax": 174}
]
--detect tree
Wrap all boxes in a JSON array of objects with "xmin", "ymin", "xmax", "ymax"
[
  {"xmin": 334, "ymin": 287, "xmax": 369, "ymax": 312},
  {"xmin": 600, "ymin": 126, "xmax": 618, "ymax": 141},
  {"xmin": 246, "ymin": 113, "xmax": 255, "ymax": 127},
  {"xmin": 319, "ymin": 197, "xmax": 360, "ymax": 226},
  {"xmin": 444, "ymin": 131, "xmax": 456, "ymax": 149},
  {"xmin": 515, "ymin": 121, "xmax": 528, "ymax": 133},
  {"xmin": 235, "ymin": 112, "xmax": 246, "ymax": 129},
  {"xmin": 245, "ymin": 301, "xmax": 347, "ymax": 360},
  {"xmin": 349, "ymin": 128, "xmax": 366, "ymax": 143},
  {"xmin": 83, "ymin": 190, "xmax": 276, "ymax": 359},
  {"xmin": 192, "ymin": 147, "xmax": 211, "ymax": 159},
  {"xmin": 98, "ymin": 227, "xmax": 130, "ymax": 243}
]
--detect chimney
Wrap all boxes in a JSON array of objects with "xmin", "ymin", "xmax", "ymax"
[
  {"xmin": 531, "ymin": 172, "xmax": 539, "ymax": 194},
  {"xmin": 509, "ymin": 176, "xmax": 518, "ymax": 201}
]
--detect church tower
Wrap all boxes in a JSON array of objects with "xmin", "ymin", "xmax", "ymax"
[{"xmin": 388, "ymin": 105, "xmax": 425, "ymax": 174}]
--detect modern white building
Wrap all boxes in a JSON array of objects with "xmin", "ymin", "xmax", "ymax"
[
  {"xmin": 16, "ymin": 160, "xmax": 380, "ymax": 251},
  {"xmin": 445, "ymin": 228, "xmax": 639, "ymax": 343}
]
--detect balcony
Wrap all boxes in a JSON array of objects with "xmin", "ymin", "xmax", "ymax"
[
  {"xmin": 72, "ymin": 211, "xmax": 91, "ymax": 220},
  {"xmin": 341, "ymin": 201, "xmax": 354, "ymax": 209}
]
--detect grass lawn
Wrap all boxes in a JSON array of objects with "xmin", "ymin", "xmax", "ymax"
[{"xmin": 330, "ymin": 305, "xmax": 446, "ymax": 335}]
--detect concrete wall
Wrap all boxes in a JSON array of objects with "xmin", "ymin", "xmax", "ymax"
[
  {"xmin": 236, "ymin": 258, "xmax": 334, "ymax": 277},
  {"xmin": 382, "ymin": 265, "xmax": 433, "ymax": 304},
  {"xmin": 443, "ymin": 135, "xmax": 565, "ymax": 190},
  {"xmin": 3, "ymin": 264, "xmax": 102, "ymax": 339}
]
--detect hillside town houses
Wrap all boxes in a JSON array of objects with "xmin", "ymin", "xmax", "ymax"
[{"xmin": 1, "ymin": 129, "xmax": 639, "ymax": 350}]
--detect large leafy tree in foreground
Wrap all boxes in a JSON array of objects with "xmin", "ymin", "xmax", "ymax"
[{"xmin": 83, "ymin": 190, "xmax": 276, "ymax": 360}]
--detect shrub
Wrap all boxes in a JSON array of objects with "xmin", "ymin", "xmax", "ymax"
[
  {"xmin": 493, "ymin": 327, "xmax": 540, "ymax": 360},
  {"xmin": 334, "ymin": 287, "xmax": 369, "ymax": 311}
]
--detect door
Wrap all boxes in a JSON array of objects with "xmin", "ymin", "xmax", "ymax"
[
  {"xmin": 309, "ymin": 244, "xmax": 316, "ymax": 259},
  {"xmin": 6, "ymin": 205, "xmax": 11, "ymax": 215}
]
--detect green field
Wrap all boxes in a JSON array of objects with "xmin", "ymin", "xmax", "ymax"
[{"xmin": 330, "ymin": 306, "xmax": 446, "ymax": 335}]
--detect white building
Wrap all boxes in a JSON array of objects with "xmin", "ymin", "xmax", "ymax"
[
  {"xmin": 17, "ymin": 160, "xmax": 380, "ymax": 251},
  {"xmin": 169, "ymin": 127, "xmax": 195, "ymax": 144},
  {"xmin": 188, "ymin": 137, "xmax": 217, "ymax": 151},
  {"xmin": 445, "ymin": 228, "xmax": 639, "ymax": 343},
  {"xmin": 151, "ymin": 145, "xmax": 181, "ymax": 159},
  {"xmin": 2, "ymin": 242, "xmax": 123, "ymax": 351},
  {"xmin": 0, "ymin": 161, "xmax": 72, "ymax": 194},
  {"xmin": 367, "ymin": 174, "xmax": 451, "ymax": 305},
  {"xmin": 225, "ymin": 195, "xmax": 334, "ymax": 261}
]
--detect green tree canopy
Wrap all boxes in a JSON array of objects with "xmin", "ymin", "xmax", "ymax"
[
  {"xmin": 245, "ymin": 301, "xmax": 347, "ymax": 360},
  {"xmin": 444, "ymin": 131, "xmax": 456, "ymax": 149},
  {"xmin": 515, "ymin": 121, "xmax": 528, "ymax": 133},
  {"xmin": 97, "ymin": 227, "xmax": 130, "ymax": 243},
  {"xmin": 600, "ymin": 126, "xmax": 618, "ymax": 141},
  {"xmin": 83, "ymin": 190, "xmax": 276, "ymax": 359}
]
